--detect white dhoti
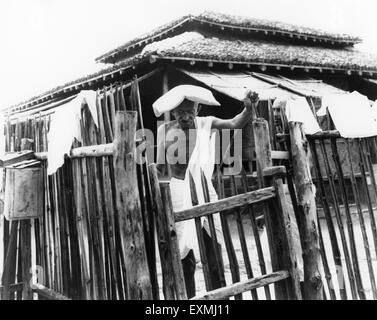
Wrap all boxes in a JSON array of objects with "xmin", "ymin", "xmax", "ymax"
[{"xmin": 168, "ymin": 116, "xmax": 223, "ymax": 260}]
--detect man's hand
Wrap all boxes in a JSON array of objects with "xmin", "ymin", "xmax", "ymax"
[{"xmin": 243, "ymin": 89, "xmax": 259, "ymax": 112}]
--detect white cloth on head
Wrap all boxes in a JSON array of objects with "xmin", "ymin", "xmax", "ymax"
[
  {"xmin": 284, "ymin": 96, "xmax": 322, "ymax": 135},
  {"xmin": 168, "ymin": 116, "xmax": 223, "ymax": 260},
  {"xmin": 47, "ymin": 90, "xmax": 98, "ymax": 175},
  {"xmin": 152, "ymin": 85, "xmax": 220, "ymax": 117},
  {"xmin": 318, "ymin": 91, "xmax": 377, "ymax": 138}
]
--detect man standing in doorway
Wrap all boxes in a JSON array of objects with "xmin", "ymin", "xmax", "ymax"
[{"xmin": 155, "ymin": 85, "xmax": 259, "ymax": 298}]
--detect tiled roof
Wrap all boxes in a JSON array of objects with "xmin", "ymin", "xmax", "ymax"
[{"xmin": 96, "ymin": 11, "xmax": 362, "ymax": 64}]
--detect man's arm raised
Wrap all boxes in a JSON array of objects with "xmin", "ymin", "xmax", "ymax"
[{"xmin": 211, "ymin": 90, "xmax": 259, "ymax": 130}]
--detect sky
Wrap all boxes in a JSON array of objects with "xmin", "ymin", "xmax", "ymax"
[{"xmin": 1, "ymin": 0, "xmax": 377, "ymax": 109}]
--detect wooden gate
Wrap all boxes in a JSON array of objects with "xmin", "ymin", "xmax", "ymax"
[{"xmin": 149, "ymin": 162, "xmax": 302, "ymax": 300}]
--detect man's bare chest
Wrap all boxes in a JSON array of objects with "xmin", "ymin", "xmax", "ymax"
[{"xmin": 165, "ymin": 127, "xmax": 197, "ymax": 162}]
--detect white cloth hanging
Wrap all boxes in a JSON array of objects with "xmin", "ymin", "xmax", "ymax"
[
  {"xmin": 277, "ymin": 96, "xmax": 322, "ymax": 135},
  {"xmin": 318, "ymin": 91, "xmax": 377, "ymax": 138},
  {"xmin": 47, "ymin": 90, "xmax": 98, "ymax": 175}
]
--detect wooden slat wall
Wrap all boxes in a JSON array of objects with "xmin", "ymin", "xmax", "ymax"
[{"xmin": 0, "ymin": 81, "xmax": 157, "ymax": 300}]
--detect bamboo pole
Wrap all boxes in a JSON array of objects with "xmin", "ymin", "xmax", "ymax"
[
  {"xmin": 309, "ymin": 140, "xmax": 347, "ymax": 300},
  {"xmin": 97, "ymin": 92, "xmax": 124, "ymax": 299},
  {"xmin": 113, "ymin": 111, "xmax": 152, "ymax": 299},
  {"xmin": 289, "ymin": 122, "xmax": 323, "ymax": 300},
  {"xmin": 345, "ymin": 140, "xmax": 377, "ymax": 299},
  {"xmin": 330, "ymin": 138, "xmax": 365, "ymax": 299},
  {"xmin": 317, "ymin": 218, "xmax": 337, "ymax": 300},
  {"xmin": 357, "ymin": 139, "xmax": 377, "ymax": 259},
  {"xmin": 319, "ymin": 139, "xmax": 358, "ymax": 299},
  {"xmin": 72, "ymin": 158, "xmax": 91, "ymax": 299}
]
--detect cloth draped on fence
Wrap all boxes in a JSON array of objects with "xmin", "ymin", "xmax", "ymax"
[
  {"xmin": 47, "ymin": 90, "xmax": 98, "ymax": 175},
  {"xmin": 318, "ymin": 91, "xmax": 377, "ymax": 138}
]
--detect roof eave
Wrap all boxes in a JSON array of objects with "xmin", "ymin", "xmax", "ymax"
[{"xmin": 149, "ymin": 55, "xmax": 377, "ymax": 78}]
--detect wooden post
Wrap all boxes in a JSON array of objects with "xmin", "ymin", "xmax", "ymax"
[
  {"xmin": 148, "ymin": 163, "xmax": 186, "ymax": 300},
  {"xmin": 20, "ymin": 137, "xmax": 33, "ymax": 300},
  {"xmin": 1, "ymin": 221, "xmax": 19, "ymax": 300},
  {"xmin": 252, "ymin": 117, "xmax": 277, "ymax": 291},
  {"xmin": 113, "ymin": 111, "xmax": 152, "ymax": 300},
  {"xmin": 263, "ymin": 167, "xmax": 302, "ymax": 300},
  {"xmin": 253, "ymin": 118, "xmax": 301, "ymax": 300},
  {"xmin": 252, "ymin": 118, "xmax": 272, "ymax": 188},
  {"xmin": 289, "ymin": 122, "xmax": 323, "ymax": 300},
  {"xmin": 158, "ymin": 180, "xmax": 188, "ymax": 300}
]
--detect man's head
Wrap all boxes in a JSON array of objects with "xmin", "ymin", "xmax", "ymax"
[
  {"xmin": 152, "ymin": 84, "xmax": 220, "ymax": 118},
  {"xmin": 171, "ymin": 99, "xmax": 199, "ymax": 129}
]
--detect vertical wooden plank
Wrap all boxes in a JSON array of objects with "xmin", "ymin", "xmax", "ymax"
[
  {"xmin": 108, "ymin": 89, "xmax": 116, "ymax": 135},
  {"xmin": 131, "ymin": 77, "xmax": 159, "ymax": 299},
  {"xmin": 309, "ymin": 140, "xmax": 348, "ymax": 300},
  {"xmin": 72, "ymin": 158, "xmax": 91, "ymax": 299},
  {"xmin": 189, "ymin": 173, "xmax": 212, "ymax": 292},
  {"xmin": 148, "ymin": 164, "xmax": 180, "ymax": 300},
  {"xmin": 289, "ymin": 122, "xmax": 323, "ymax": 300},
  {"xmin": 200, "ymin": 171, "xmax": 227, "ymax": 291},
  {"xmin": 20, "ymin": 141, "xmax": 33, "ymax": 300},
  {"xmin": 345, "ymin": 140, "xmax": 377, "ymax": 299},
  {"xmin": 239, "ymin": 168, "xmax": 271, "ymax": 299},
  {"xmin": 330, "ymin": 138, "xmax": 365, "ymax": 299},
  {"xmin": 113, "ymin": 111, "xmax": 152, "ymax": 300},
  {"xmin": 159, "ymin": 180, "xmax": 188, "ymax": 300},
  {"xmin": 1, "ymin": 221, "xmax": 19, "ymax": 300},
  {"xmin": 215, "ymin": 166, "xmax": 242, "ymax": 300},
  {"xmin": 20, "ymin": 220, "xmax": 32, "ymax": 299},
  {"xmin": 358, "ymin": 139, "xmax": 377, "ymax": 259},
  {"xmin": 319, "ymin": 139, "xmax": 357, "ymax": 299},
  {"xmin": 102, "ymin": 87, "xmax": 114, "ymax": 142},
  {"xmin": 266, "ymin": 171, "xmax": 303, "ymax": 300},
  {"xmin": 317, "ymin": 218, "xmax": 337, "ymax": 300},
  {"xmin": 228, "ymin": 174, "xmax": 258, "ymax": 300},
  {"xmin": 252, "ymin": 118, "xmax": 284, "ymax": 298}
]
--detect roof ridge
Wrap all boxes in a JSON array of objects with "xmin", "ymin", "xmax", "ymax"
[{"xmin": 95, "ymin": 10, "xmax": 362, "ymax": 64}]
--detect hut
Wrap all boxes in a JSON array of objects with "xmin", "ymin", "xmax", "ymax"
[{"xmin": 2, "ymin": 11, "xmax": 377, "ymax": 300}]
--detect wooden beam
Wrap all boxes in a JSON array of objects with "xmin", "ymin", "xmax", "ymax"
[
  {"xmin": 0, "ymin": 151, "xmax": 35, "ymax": 167},
  {"xmin": 70, "ymin": 143, "xmax": 114, "ymax": 158},
  {"xmin": 263, "ymin": 165, "xmax": 286, "ymax": 179},
  {"xmin": 190, "ymin": 270, "xmax": 289, "ymax": 300},
  {"xmin": 174, "ymin": 187, "xmax": 275, "ymax": 222},
  {"xmin": 306, "ymin": 130, "xmax": 340, "ymax": 139},
  {"xmin": 113, "ymin": 111, "xmax": 152, "ymax": 300},
  {"xmin": 271, "ymin": 150, "xmax": 290, "ymax": 160},
  {"xmin": 0, "ymin": 282, "xmax": 24, "ymax": 294},
  {"xmin": 31, "ymin": 283, "xmax": 70, "ymax": 300}
]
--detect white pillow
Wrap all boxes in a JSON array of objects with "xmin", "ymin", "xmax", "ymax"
[{"xmin": 152, "ymin": 85, "xmax": 220, "ymax": 117}]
